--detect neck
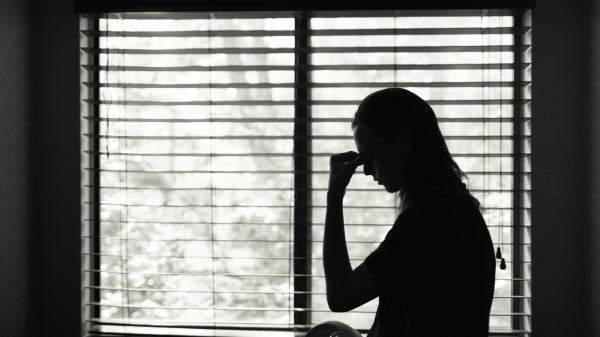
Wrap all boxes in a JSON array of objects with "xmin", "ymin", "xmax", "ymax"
[{"xmin": 398, "ymin": 181, "xmax": 431, "ymax": 212}]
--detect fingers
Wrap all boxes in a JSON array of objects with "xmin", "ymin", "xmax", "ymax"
[
  {"xmin": 337, "ymin": 154, "xmax": 366, "ymax": 170},
  {"xmin": 348, "ymin": 154, "xmax": 367, "ymax": 167},
  {"xmin": 330, "ymin": 151, "xmax": 360, "ymax": 163},
  {"xmin": 328, "ymin": 151, "xmax": 367, "ymax": 195},
  {"xmin": 329, "ymin": 152, "xmax": 365, "ymax": 179},
  {"xmin": 329, "ymin": 154, "xmax": 364, "ymax": 188},
  {"xmin": 330, "ymin": 151, "xmax": 366, "ymax": 170}
]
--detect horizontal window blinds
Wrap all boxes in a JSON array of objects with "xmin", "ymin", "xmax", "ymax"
[{"xmin": 81, "ymin": 9, "xmax": 531, "ymax": 337}]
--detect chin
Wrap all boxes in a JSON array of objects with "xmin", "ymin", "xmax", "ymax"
[{"xmin": 383, "ymin": 184, "xmax": 400, "ymax": 193}]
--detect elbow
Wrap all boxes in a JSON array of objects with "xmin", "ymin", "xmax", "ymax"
[
  {"xmin": 326, "ymin": 293, "xmax": 351, "ymax": 313},
  {"xmin": 327, "ymin": 301, "xmax": 344, "ymax": 313}
]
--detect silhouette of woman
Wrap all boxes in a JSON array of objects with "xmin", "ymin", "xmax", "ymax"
[{"xmin": 323, "ymin": 88, "xmax": 496, "ymax": 337}]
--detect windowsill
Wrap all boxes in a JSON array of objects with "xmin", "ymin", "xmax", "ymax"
[
  {"xmin": 90, "ymin": 325, "xmax": 310, "ymax": 337},
  {"xmin": 89, "ymin": 325, "xmax": 524, "ymax": 337}
]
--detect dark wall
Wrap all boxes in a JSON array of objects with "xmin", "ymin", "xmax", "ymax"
[
  {"xmin": 28, "ymin": 0, "xmax": 81, "ymax": 336},
  {"xmin": 531, "ymin": 1, "xmax": 590, "ymax": 336},
  {"xmin": 0, "ymin": 0, "xmax": 595, "ymax": 336},
  {"xmin": 587, "ymin": 0, "xmax": 600, "ymax": 336},
  {"xmin": 0, "ymin": 0, "xmax": 30, "ymax": 335}
]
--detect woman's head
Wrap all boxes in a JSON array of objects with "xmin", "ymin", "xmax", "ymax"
[{"xmin": 352, "ymin": 88, "xmax": 467, "ymax": 202}]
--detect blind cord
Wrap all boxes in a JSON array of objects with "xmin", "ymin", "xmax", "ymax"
[
  {"xmin": 103, "ymin": 12, "xmax": 126, "ymax": 332},
  {"xmin": 288, "ymin": 133, "xmax": 294, "ymax": 327},
  {"xmin": 481, "ymin": 10, "xmax": 506, "ymax": 270},
  {"xmin": 498, "ymin": 10, "xmax": 506, "ymax": 270},
  {"xmin": 208, "ymin": 12, "xmax": 218, "ymax": 336},
  {"xmin": 104, "ymin": 14, "xmax": 110, "ymax": 159},
  {"xmin": 481, "ymin": 10, "xmax": 488, "ymax": 255},
  {"xmin": 394, "ymin": 10, "xmax": 398, "ymax": 88},
  {"xmin": 483, "ymin": 10, "xmax": 506, "ymax": 270},
  {"xmin": 116, "ymin": 12, "xmax": 133, "ymax": 333}
]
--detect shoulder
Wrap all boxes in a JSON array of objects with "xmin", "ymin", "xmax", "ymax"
[
  {"xmin": 397, "ymin": 188, "xmax": 480, "ymax": 224},
  {"xmin": 390, "ymin": 188, "xmax": 486, "ymax": 246},
  {"xmin": 427, "ymin": 184, "xmax": 479, "ymax": 209}
]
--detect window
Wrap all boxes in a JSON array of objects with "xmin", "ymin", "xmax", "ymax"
[{"xmin": 81, "ymin": 8, "xmax": 532, "ymax": 337}]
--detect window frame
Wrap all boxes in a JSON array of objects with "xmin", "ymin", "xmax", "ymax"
[
  {"xmin": 80, "ymin": 8, "xmax": 532, "ymax": 337},
  {"xmin": 74, "ymin": 0, "xmax": 536, "ymax": 13}
]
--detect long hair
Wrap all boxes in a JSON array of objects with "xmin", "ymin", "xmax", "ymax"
[{"xmin": 352, "ymin": 88, "xmax": 472, "ymax": 207}]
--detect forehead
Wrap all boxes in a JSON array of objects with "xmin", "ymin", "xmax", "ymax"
[{"xmin": 352, "ymin": 123, "xmax": 380, "ymax": 154}]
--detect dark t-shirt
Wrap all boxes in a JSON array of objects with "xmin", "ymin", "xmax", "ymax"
[{"xmin": 365, "ymin": 190, "xmax": 496, "ymax": 337}]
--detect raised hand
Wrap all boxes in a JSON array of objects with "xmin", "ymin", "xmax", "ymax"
[{"xmin": 328, "ymin": 151, "xmax": 366, "ymax": 199}]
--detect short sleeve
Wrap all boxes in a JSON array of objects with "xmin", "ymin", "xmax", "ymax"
[{"xmin": 364, "ymin": 211, "xmax": 433, "ymax": 291}]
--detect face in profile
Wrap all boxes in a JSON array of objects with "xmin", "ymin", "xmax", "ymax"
[{"xmin": 352, "ymin": 122, "xmax": 411, "ymax": 193}]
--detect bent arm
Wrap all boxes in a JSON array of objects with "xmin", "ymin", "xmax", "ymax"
[{"xmin": 323, "ymin": 193, "xmax": 385, "ymax": 312}]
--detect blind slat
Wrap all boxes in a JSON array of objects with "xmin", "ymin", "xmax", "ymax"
[
  {"xmin": 85, "ymin": 235, "xmax": 532, "ymax": 245},
  {"xmin": 83, "ymin": 117, "xmax": 528, "ymax": 123},
  {"xmin": 82, "ymin": 27, "xmax": 528, "ymax": 37},
  {"xmin": 84, "ymin": 151, "xmax": 520, "ymax": 157},
  {"xmin": 82, "ymin": 81, "xmax": 530, "ymax": 88},
  {"xmin": 85, "ymin": 270, "xmax": 533, "ymax": 279},
  {"xmin": 83, "ymin": 286, "xmax": 533, "ymax": 299},
  {"xmin": 85, "ymin": 302, "xmax": 533, "ymax": 316},
  {"xmin": 82, "ymin": 63, "xmax": 528, "ymax": 72},
  {"xmin": 85, "ymin": 168, "xmax": 530, "ymax": 175},
  {"xmin": 83, "ymin": 99, "xmax": 532, "ymax": 105},
  {"xmin": 82, "ymin": 45, "xmax": 529, "ymax": 55},
  {"xmin": 84, "ymin": 202, "xmax": 529, "ymax": 211},
  {"xmin": 85, "ymin": 186, "xmax": 532, "ymax": 193},
  {"xmin": 83, "ymin": 219, "xmax": 533, "ymax": 228}
]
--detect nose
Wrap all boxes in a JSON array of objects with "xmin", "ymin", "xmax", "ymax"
[{"xmin": 363, "ymin": 160, "xmax": 374, "ymax": 177}]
